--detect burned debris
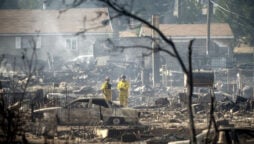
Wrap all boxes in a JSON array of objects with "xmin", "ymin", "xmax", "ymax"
[
  {"xmin": 0, "ymin": 1, "xmax": 253, "ymax": 143},
  {"xmin": 0, "ymin": 66, "xmax": 251, "ymax": 143},
  {"xmin": 0, "ymin": 37, "xmax": 253, "ymax": 144}
]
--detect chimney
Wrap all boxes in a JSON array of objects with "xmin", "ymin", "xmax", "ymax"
[{"xmin": 42, "ymin": 0, "xmax": 47, "ymax": 10}]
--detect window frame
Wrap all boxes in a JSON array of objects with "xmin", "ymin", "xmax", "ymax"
[
  {"xmin": 15, "ymin": 36, "xmax": 41, "ymax": 49},
  {"xmin": 15, "ymin": 37, "xmax": 21, "ymax": 49},
  {"xmin": 65, "ymin": 38, "xmax": 77, "ymax": 50}
]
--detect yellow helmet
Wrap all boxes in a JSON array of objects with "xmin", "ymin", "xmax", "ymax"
[{"xmin": 105, "ymin": 77, "xmax": 110, "ymax": 81}]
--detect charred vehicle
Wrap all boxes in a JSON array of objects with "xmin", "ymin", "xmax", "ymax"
[{"xmin": 33, "ymin": 97, "xmax": 140, "ymax": 126}]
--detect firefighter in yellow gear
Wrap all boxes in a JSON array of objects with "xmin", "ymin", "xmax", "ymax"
[
  {"xmin": 117, "ymin": 75, "xmax": 129, "ymax": 107},
  {"xmin": 101, "ymin": 77, "xmax": 112, "ymax": 101}
]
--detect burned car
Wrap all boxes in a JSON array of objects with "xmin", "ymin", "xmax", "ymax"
[{"xmin": 33, "ymin": 96, "xmax": 140, "ymax": 126}]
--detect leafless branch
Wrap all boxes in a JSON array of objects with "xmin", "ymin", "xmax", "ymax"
[
  {"xmin": 188, "ymin": 39, "xmax": 197, "ymax": 144},
  {"xmin": 117, "ymin": 45, "xmax": 176, "ymax": 57},
  {"xmin": 99, "ymin": 0, "xmax": 188, "ymax": 74}
]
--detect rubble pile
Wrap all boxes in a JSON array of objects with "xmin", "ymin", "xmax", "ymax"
[{"xmin": 1, "ymin": 55, "xmax": 254, "ymax": 143}]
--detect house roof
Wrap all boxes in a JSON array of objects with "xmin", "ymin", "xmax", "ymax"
[
  {"xmin": 0, "ymin": 8, "xmax": 113, "ymax": 35},
  {"xmin": 138, "ymin": 23, "xmax": 234, "ymax": 39},
  {"xmin": 119, "ymin": 30, "xmax": 139, "ymax": 38},
  {"xmin": 234, "ymin": 44, "xmax": 254, "ymax": 54}
]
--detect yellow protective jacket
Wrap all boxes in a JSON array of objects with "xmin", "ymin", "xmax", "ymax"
[
  {"xmin": 101, "ymin": 81, "xmax": 112, "ymax": 99},
  {"xmin": 117, "ymin": 80, "xmax": 129, "ymax": 97}
]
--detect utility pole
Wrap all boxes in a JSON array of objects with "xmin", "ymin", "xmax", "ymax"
[
  {"xmin": 206, "ymin": 0, "xmax": 212, "ymax": 56},
  {"xmin": 152, "ymin": 15, "xmax": 161, "ymax": 87}
]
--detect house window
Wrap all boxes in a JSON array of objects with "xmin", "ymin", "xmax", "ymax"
[
  {"xmin": 15, "ymin": 36, "xmax": 41, "ymax": 49},
  {"xmin": 15, "ymin": 37, "xmax": 21, "ymax": 49},
  {"xmin": 36, "ymin": 37, "xmax": 41, "ymax": 49},
  {"xmin": 66, "ymin": 38, "xmax": 77, "ymax": 50}
]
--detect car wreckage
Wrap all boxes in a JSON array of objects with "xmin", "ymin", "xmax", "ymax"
[{"xmin": 33, "ymin": 96, "xmax": 140, "ymax": 126}]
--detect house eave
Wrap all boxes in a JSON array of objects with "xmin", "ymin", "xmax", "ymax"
[
  {"xmin": 0, "ymin": 32, "xmax": 113, "ymax": 36},
  {"xmin": 164, "ymin": 36, "xmax": 234, "ymax": 39},
  {"xmin": 171, "ymin": 36, "xmax": 234, "ymax": 39},
  {"xmin": 140, "ymin": 34, "xmax": 234, "ymax": 39}
]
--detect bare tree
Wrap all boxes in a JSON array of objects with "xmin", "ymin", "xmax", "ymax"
[{"xmin": 0, "ymin": 38, "xmax": 40, "ymax": 143}]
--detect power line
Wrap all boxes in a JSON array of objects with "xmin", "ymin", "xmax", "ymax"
[
  {"xmin": 215, "ymin": 8, "xmax": 253, "ymax": 32},
  {"xmin": 211, "ymin": 0, "xmax": 254, "ymax": 26},
  {"xmin": 212, "ymin": 1, "xmax": 254, "ymax": 33}
]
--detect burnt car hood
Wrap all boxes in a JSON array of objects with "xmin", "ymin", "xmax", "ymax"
[{"xmin": 34, "ymin": 107, "xmax": 62, "ymax": 112}]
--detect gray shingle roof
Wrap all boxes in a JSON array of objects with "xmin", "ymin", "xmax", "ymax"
[
  {"xmin": 0, "ymin": 8, "xmax": 113, "ymax": 34},
  {"xmin": 120, "ymin": 23, "xmax": 234, "ymax": 38},
  {"xmin": 234, "ymin": 44, "xmax": 254, "ymax": 54},
  {"xmin": 139, "ymin": 23, "xmax": 234, "ymax": 38}
]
